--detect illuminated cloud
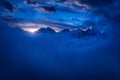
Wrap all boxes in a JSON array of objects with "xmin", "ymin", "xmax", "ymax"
[{"xmin": 0, "ymin": 0, "xmax": 113, "ymax": 36}]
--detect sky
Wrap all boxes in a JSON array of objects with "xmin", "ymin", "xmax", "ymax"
[{"xmin": 0, "ymin": 0, "xmax": 120, "ymax": 80}]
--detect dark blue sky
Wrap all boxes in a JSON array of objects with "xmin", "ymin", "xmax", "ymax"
[{"xmin": 0, "ymin": 0, "xmax": 120, "ymax": 80}]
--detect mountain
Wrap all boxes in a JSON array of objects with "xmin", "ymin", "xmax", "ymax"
[{"xmin": 37, "ymin": 27, "xmax": 56, "ymax": 34}]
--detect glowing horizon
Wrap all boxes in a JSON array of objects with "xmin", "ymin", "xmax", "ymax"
[{"xmin": 22, "ymin": 27, "xmax": 40, "ymax": 33}]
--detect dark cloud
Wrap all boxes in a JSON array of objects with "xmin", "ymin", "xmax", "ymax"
[
  {"xmin": 79, "ymin": 0, "xmax": 114, "ymax": 7},
  {"xmin": 36, "ymin": 6, "xmax": 56, "ymax": 13},
  {"xmin": 0, "ymin": 1, "xmax": 16, "ymax": 12},
  {"xmin": 24, "ymin": 0, "xmax": 38, "ymax": 7}
]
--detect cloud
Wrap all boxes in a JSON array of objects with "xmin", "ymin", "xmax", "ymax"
[
  {"xmin": 36, "ymin": 6, "xmax": 56, "ymax": 13},
  {"xmin": 0, "ymin": 0, "xmax": 18, "ymax": 13},
  {"xmin": 0, "ymin": 18, "xmax": 120, "ymax": 80},
  {"xmin": 1, "ymin": 1, "xmax": 120, "ymax": 80},
  {"xmin": 24, "ymin": 0, "xmax": 39, "ymax": 7},
  {"xmin": 79, "ymin": 0, "xmax": 114, "ymax": 7}
]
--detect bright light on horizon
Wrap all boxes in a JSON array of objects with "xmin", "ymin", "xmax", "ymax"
[{"xmin": 22, "ymin": 27, "xmax": 40, "ymax": 33}]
